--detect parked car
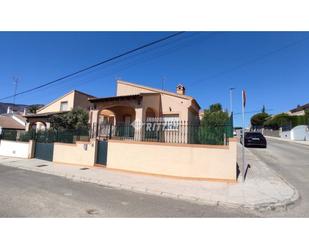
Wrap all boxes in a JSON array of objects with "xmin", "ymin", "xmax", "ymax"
[{"xmin": 241, "ymin": 132, "xmax": 267, "ymax": 148}]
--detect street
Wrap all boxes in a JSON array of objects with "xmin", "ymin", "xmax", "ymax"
[
  {"xmin": 249, "ymin": 138, "xmax": 309, "ymax": 217},
  {"xmin": 0, "ymin": 164, "xmax": 254, "ymax": 217},
  {"xmin": 0, "ymin": 138, "xmax": 307, "ymax": 218}
]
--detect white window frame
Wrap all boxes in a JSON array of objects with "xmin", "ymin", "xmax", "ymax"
[{"xmin": 60, "ymin": 101, "xmax": 68, "ymax": 111}]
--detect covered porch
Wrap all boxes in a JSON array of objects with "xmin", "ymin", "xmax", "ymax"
[{"xmin": 89, "ymin": 94, "xmax": 160, "ymax": 140}]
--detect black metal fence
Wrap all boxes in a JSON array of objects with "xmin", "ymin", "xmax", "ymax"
[
  {"xmin": 95, "ymin": 121, "xmax": 233, "ymax": 145},
  {"xmin": 1, "ymin": 121, "xmax": 233, "ymax": 145},
  {"xmin": 0, "ymin": 128, "xmax": 90, "ymax": 144}
]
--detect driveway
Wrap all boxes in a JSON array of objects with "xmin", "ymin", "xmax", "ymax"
[{"xmin": 249, "ymin": 137, "xmax": 309, "ymax": 217}]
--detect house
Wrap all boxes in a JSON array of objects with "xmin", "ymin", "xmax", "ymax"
[
  {"xmin": 287, "ymin": 103, "xmax": 309, "ymax": 116},
  {"xmin": 0, "ymin": 112, "xmax": 26, "ymax": 132},
  {"xmin": 24, "ymin": 90, "xmax": 95, "ymax": 131},
  {"xmin": 0, "ymin": 106, "xmax": 27, "ymax": 139},
  {"xmin": 89, "ymin": 80, "xmax": 201, "ymax": 142}
]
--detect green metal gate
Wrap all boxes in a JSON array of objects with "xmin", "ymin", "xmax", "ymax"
[
  {"xmin": 96, "ymin": 140, "xmax": 108, "ymax": 165},
  {"xmin": 35, "ymin": 142, "xmax": 54, "ymax": 161}
]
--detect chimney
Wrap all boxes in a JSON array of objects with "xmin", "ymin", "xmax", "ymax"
[
  {"xmin": 176, "ymin": 84, "xmax": 185, "ymax": 95},
  {"xmin": 23, "ymin": 108, "xmax": 27, "ymax": 115}
]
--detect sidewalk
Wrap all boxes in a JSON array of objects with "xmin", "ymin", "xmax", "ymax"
[
  {"xmin": 0, "ymin": 146, "xmax": 299, "ymax": 213},
  {"xmin": 265, "ymin": 136, "xmax": 309, "ymax": 146}
]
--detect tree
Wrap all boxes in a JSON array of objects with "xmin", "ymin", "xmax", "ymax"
[
  {"xmin": 263, "ymin": 113, "xmax": 292, "ymax": 129},
  {"xmin": 197, "ymin": 103, "xmax": 231, "ymax": 145},
  {"xmin": 250, "ymin": 112, "xmax": 270, "ymax": 128},
  {"xmin": 50, "ymin": 108, "xmax": 89, "ymax": 130},
  {"xmin": 261, "ymin": 105, "xmax": 266, "ymax": 113},
  {"xmin": 27, "ymin": 104, "xmax": 44, "ymax": 114}
]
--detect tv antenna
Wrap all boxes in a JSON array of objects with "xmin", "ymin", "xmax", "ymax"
[{"xmin": 12, "ymin": 76, "xmax": 20, "ymax": 106}]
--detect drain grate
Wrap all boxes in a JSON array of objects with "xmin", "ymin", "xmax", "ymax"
[
  {"xmin": 80, "ymin": 167, "xmax": 89, "ymax": 170},
  {"xmin": 36, "ymin": 164, "xmax": 48, "ymax": 167},
  {"xmin": 86, "ymin": 209, "xmax": 99, "ymax": 215}
]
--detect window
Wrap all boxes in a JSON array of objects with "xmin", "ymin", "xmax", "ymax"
[
  {"xmin": 162, "ymin": 114, "xmax": 180, "ymax": 131},
  {"xmin": 60, "ymin": 101, "xmax": 68, "ymax": 111}
]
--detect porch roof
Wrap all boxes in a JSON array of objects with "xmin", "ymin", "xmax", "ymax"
[
  {"xmin": 24, "ymin": 111, "xmax": 69, "ymax": 118},
  {"xmin": 88, "ymin": 94, "xmax": 146, "ymax": 103}
]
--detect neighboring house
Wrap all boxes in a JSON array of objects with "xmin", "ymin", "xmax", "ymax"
[
  {"xmin": 287, "ymin": 103, "xmax": 309, "ymax": 116},
  {"xmin": 0, "ymin": 108, "xmax": 26, "ymax": 133},
  {"xmin": 0, "ymin": 102, "xmax": 29, "ymax": 114},
  {"xmin": 89, "ymin": 80, "xmax": 201, "ymax": 142},
  {"xmin": 24, "ymin": 90, "xmax": 95, "ymax": 131}
]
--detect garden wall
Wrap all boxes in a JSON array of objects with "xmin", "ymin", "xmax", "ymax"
[
  {"xmin": 106, "ymin": 138, "xmax": 237, "ymax": 181},
  {"xmin": 0, "ymin": 139, "xmax": 34, "ymax": 158},
  {"xmin": 53, "ymin": 140, "xmax": 97, "ymax": 166}
]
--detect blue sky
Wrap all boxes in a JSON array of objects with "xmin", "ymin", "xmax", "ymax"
[{"xmin": 0, "ymin": 32, "xmax": 308, "ymax": 127}]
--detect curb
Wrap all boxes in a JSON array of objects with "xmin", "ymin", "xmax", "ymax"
[
  {"xmin": 265, "ymin": 136, "xmax": 309, "ymax": 147},
  {"xmin": 0, "ymin": 159, "xmax": 300, "ymax": 214},
  {"xmin": 243, "ymin": 147, "xmax": 300, "ymax": 212}
]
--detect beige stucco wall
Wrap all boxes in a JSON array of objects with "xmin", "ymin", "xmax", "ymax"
[
  {"xmin": 37, "ymin": 90, "xmax": 92, "ymax": 114},
  {"xmin": 37, "ymin": 91, "xmax": 75, "ymax": 114},
  {"xmin": 117, "ymin": 81, "xmax": 154, "ymax": 96},
  {"xmin": 73, "ymin": 91, "xmax": 93, "ymax": 111},
  {"xmin": 53, "ymin": 140, "xmax": 97, "ymax": 166},
  {"xmin": 106, "ymin": 140, "xmax": 237, "ymax": 181},
  {"xmin": 116, "ymin": 81, "xmax": 198, "ymax": 121}
]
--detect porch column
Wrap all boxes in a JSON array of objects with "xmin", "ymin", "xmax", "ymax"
[
  {"xmin": 25, "ymin": 122, "xmax": 31, "ymax": 131},
  {"xmin": 134, "ymin": 107, "xmax": 144, "ymax": 141},
  {"xmin": 90, "ymin": 110, "xmax": 99, "ymax": 138}
]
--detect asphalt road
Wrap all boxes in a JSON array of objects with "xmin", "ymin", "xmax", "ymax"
[
  {"xmin": 249, "ymin": 138, "xmax": 309, "ymax": 217},
  {"xmin": 0, "ymin": 165, "xmax": 254, "ymax": 218}
]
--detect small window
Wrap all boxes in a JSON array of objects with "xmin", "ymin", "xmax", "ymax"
[{"xmin": 60, "ymin": 101, "xmax": 68, "ymax": 111}]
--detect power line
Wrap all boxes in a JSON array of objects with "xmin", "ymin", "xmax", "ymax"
[
  {"xmin": 233, "ymin": 109, "xmax": 273, "ymax": 116},
  {"xmin": 0, "ymin": 32, "xmax": 185, "ymax": 101},
  {"xmin": 190, "ymin": 34, "xmax": 309, "ymax": 86},
  {"xmin": 11, "ymin": 32, "xmax": 216, "ymax": 99}
]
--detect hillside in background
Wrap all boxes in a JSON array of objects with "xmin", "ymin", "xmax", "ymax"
[{"xmin": 0, "ymin": 102, "xmax": 29, "ymax": 114}]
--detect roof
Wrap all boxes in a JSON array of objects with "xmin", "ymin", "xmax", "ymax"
[
  {"xmin": 290, "ymin": 103, "xmax": 309, "ymax": 113},
  {"xmin": 12, "ymin": 114, "xmax": 27, "ymax": 123},
  {"xmin": 37, "ymin": 90, "xmax": 95, "ymax": 113},
  {"xmin": 24, "ymin": 111, "xmax": 69, "ymax": 118},
  {"xmin": 117, "ymin": 80, "xmax": 201, "ymax": 110},
  {"xmin": 0, "ymin": 115, "xmax": 25, "ymax": 130},
  {"xmin": 89, "ymin": 94, "xmax": 143, "ymax": 103}
]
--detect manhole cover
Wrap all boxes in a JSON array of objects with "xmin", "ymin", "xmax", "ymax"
[
  {"xmin": 86, "ymin": 209, "xmax": 99, "ymax": 215},
  {"xmin": 80, "ymin": 167, "xmax": 89, "ymax": 170},
  {"xmin": 36, "ymin": 164, "xmax": 48, "ymax": 167}
]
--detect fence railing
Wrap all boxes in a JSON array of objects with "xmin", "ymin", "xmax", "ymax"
[
  {"xmin": 95, "ymin": 121, "xmax": 233, "ymax": 145},
  {"xmin": 0, "ymin": 128, "xmax": 90, "ymax": 144},
  {"xmin": 1, "ymin": 121, "xmax": 233, "ymax": 145}
]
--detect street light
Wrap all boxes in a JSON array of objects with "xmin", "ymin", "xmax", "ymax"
[{"xmin": 229, "ymin": 87, "xmax": 235, "ymax": 115}]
